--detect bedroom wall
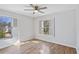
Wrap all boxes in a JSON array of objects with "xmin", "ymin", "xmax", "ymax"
[
  {"xmin": 34, "ymin": 10, "xmax": 76, "ymax": 48},
  {"xmin": 76, "ymin": 6, "xmax": 79, "ymax": 53},
  {"xmin": 0, "ymin": 9, "xmax": 34, "ymax": 48}
]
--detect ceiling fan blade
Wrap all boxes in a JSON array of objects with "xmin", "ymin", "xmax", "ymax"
[
  {"xmin": 30, "ymin": 4, "xmax": 35, "ymax": 8},
  {"xmin": 39, "ymin": 7, "xmax": 47, "ymax": 10},
  {"xmin": 24, "ymin": 5, "xmax": 31, "ymax": 7},
  {"xmin": 38, "ymin": 10, "xmax": 44, "ymax": 13},
  {"xmin": 24, "ymin": 9, "xmax": 33, "ymax": 11}
]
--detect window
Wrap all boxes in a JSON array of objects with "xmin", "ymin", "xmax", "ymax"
[
  {"xmin": 0, "ymin": 16, "xmax": 12, "ymax": 38},
  {"xmin": 40, "ymin": 20, "xmax": 50, "ymax": 34}
]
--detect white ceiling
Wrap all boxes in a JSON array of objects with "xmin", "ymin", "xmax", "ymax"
[{"xmin": 0, "ymin": 4, "xmax": 78, "ymax": 17}]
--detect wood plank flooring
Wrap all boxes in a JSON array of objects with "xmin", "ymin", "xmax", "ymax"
[{"xmin": 0, "ymin": 39, "xmax": 77, "ymax": 54}]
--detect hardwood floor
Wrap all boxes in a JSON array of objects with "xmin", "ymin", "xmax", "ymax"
[{"xmin": 0, "ymin": 39, "xmax": 77, "ymax": 54}]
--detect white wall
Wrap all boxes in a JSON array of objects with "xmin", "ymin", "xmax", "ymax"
[
  {"xmin": 55, "ymin": 10, "xmax": 76, "ymax": 48},
  {"xmin": 0, "ymin": 9, "xmax": 34, "ymax": 48},
  {"xmin": 34, "ymin": 10, "xmax": 76, "ymax": 48},
  {"xmin": 76, "ymin": 6, "xmax": 79, "ymax": 53},
  {"xmin": 18, "ymin": 15, "xmax": 34, "ymax": 41}
]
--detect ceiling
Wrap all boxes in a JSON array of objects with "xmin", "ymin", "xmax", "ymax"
[{"xmin": 0, "ymin": 4, "xmax": 78, "ymax": 17}]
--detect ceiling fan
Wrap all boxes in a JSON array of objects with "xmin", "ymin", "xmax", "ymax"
[{"xmin": 24, "ymin": 4, "xmax": 47, "ymax": 14}]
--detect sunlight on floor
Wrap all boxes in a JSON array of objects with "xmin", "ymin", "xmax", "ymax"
[
  {"xmin": 40, "ymin": 44, "xmax": 50, "ymax": 54},
  {"xmin": 31, "ymin": 41, "xmax": 40, "ymax": 44},
  {"xmin": 13, "ymin": 40, "xmax": 21, "ymax": 46}
]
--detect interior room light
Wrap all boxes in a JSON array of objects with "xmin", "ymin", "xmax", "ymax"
[{"xmin": 34, "ymin": 10, "xmax": 38, "ymax": 12}]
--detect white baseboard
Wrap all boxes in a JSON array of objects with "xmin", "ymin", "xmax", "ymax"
[{"xmin": 35, "ymin": 37, "xmax": 76, "ymax": 48}]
